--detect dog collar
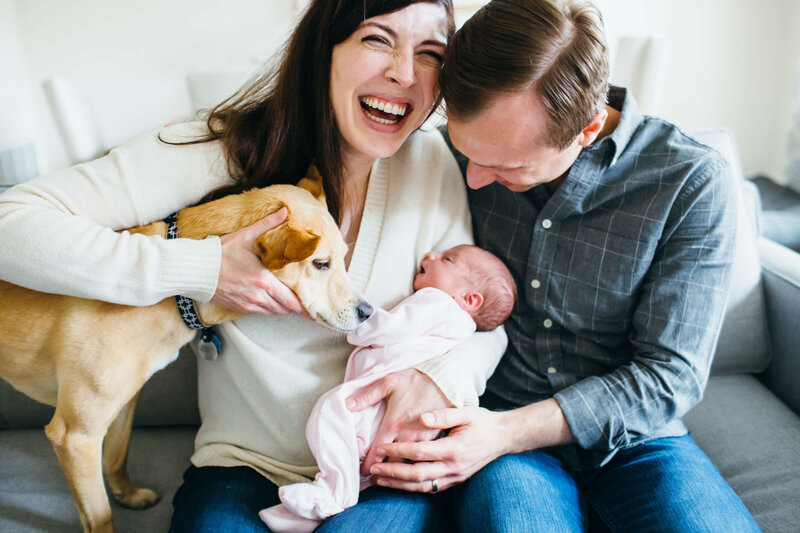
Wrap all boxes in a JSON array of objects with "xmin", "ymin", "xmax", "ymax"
[{"xmin": 164, "ymin": 212, "xmax": 222, "ymax": 360}]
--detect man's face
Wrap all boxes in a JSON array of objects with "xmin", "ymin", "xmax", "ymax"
[{"xmin": 447, "ymin": 91, "xmax": 584, "ymax": 192}]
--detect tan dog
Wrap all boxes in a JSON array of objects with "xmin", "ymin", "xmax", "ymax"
[{"xmin": 0, "ymin": 169, "xmax": 371, "ymax": 533}]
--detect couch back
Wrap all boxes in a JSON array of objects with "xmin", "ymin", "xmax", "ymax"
[
  {"xmin": 689, "ymin": 129, "xmax": 771, "ymax": 375},
  {"xmin": 0, "ymin": 130, "xmax": 771, "ymax": 429},
  {"xmin": 0, "ymin": 345, "xmax": 199, "ymax": 429}
]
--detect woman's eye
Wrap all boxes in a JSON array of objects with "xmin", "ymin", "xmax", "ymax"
[
  {"xmin": 312, "ymin": 259, "xmax": 330, "ymax": 270},
  {"xmin": 363, "ymin": 35, "xmax": 390, "ymax": 46},
  {"xmin": 420, "ymin": 50, "xmax": 443, "ymax": 63}
]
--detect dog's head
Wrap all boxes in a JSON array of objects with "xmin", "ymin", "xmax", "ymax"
[{"xmin": 254, "ymin": 168, "xmax": 372, "ymax": 331}]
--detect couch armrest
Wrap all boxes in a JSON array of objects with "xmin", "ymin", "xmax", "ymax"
[{"xmin": 759, "ymin": 237, "xmax": 800, "ymax": 415}]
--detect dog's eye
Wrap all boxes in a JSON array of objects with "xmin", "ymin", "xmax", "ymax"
[{"xmin": 312, "ymin": 259, "xmax": 330, "ymax": 270}]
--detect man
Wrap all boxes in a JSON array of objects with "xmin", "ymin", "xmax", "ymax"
[{"xmin": 355, "ymin": 0, "xmax": 761, "ymax": 530}]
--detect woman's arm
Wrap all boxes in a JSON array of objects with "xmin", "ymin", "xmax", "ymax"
[{"xmin": 0, "ymin": 123, "xmax": 226, "ymax": 305}]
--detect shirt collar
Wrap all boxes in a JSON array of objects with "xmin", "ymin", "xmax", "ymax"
[{"xmin": 585, "ymin": 85, "xmax": 642, "ymax": 167}]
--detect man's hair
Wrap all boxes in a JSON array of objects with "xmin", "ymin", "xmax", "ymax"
[
  {"xmin": 440, "ymin": 0, "xmax": 609, "ymax": 149},
  {"xmin": 465, "ymin": 248, "xmax": 517, "ymax": 331}
]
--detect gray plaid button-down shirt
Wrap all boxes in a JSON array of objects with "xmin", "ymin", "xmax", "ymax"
[{"xmin": 443, "ymin": 87, "xmax": 736, "ymax": 467}]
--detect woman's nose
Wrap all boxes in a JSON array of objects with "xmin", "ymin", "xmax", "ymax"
[{"xmin": 386, "ymin": 51, "xmax": 415, "ymax": 87}]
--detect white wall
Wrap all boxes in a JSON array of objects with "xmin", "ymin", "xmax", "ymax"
[
  {"xmin": 11, "ymin": 0, "xmax": 297, "ymax": 172},
  {"xmin": 597, "ymin": 0, "xmax": 796, "ymax": 183},
  {"xmin": 0, "ymin": 0, "xmax": 39, "ymax": 148},
  {"xmin": 5, "ymin": 0, "xmax": 797, "ymax": 181}
]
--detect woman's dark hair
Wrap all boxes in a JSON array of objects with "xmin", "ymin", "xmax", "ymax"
[{"xmin": 174, "ymin": 0, "xmax": 454, "ymax": 224}]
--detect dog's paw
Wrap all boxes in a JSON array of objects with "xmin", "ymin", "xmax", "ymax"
[{"xmin": 115, "ymin": 488, "xmax": 161, "ymax": 509}]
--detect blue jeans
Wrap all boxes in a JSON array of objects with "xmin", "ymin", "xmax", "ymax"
[
  {"xmin": 451, "ymin": 435, "xmax": 760, "ymax": 533},
  {"xmin": 168, "ymin": 465, "xmax": 449, "ymax": 533}
]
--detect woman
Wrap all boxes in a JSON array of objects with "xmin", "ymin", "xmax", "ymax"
[{"xmin": 0, "ymin": 0, "xmax": 506, "ymax": 531}]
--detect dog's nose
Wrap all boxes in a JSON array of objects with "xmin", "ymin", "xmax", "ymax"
[{"xmin": 356, "ymin": 301, "xmax": 373, "ymax": 323}]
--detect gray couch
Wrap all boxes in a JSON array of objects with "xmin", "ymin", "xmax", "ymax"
[{"xmin": 1, "ymin": 129, "xmax": 799, "ymax": 532}]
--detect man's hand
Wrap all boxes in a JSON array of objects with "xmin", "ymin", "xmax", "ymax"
[
  {"xmin": 211, "ymin": 208, "xmax": 309, "ymax": 317},
  {"xmin": 366, "ymin": 406, "xmax": 512, "ymax": 493},
  {"xmin": 364, "ymin": 398, "xmax": 574, "ymax": 493},
  {"xmin": 346, "ymin": 369, "xmax": 451, "ymax": 476}
]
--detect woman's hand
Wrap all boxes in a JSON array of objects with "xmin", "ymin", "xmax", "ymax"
[
  {"xmin": 346, "ymin": 369, "xmax": 451, "ymax": 476},
  {"xmin": 211, "ymin": 208, "xmax": 308, "ymax": 317},
  {"xmin": 366, "ymin": 406, "xmax": 513, "ymax": 493}
]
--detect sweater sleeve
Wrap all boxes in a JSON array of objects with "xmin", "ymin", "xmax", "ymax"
[
  {"xmin": 0, "ymin": 122, "xmax": 231, "ymax": 305},
  {"xmin": 413, "ymin": 131, "xmax": 508, "ymax": 407}
]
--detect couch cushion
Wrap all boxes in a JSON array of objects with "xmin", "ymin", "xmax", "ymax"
[
  {"xmin": 684, "ymin": 375, "xmax": 800, "ymax": 532},
  {"xmin": 688, "ymin": 129, "xmax": 770, "ymax": 374},
  {"xmin": 0, "ymin": 427, "xmax": 195, "ymax": 532},
  {"xmin": 0, "ymin": 346, "xmax": 199, "ymax": 429}
]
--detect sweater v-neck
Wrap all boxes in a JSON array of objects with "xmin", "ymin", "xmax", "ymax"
[{"xmin": 345, "ymin": 157, "xmax": 389, "ymax": 293}]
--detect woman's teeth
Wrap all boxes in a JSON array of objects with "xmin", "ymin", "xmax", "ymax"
[
  {"xmin": 360, "ymin": 97, "xmax": 408, "ymax": 125},
  {"xmin": 361, "ymin": 97, "xmax": 407, "ymax": 116}
]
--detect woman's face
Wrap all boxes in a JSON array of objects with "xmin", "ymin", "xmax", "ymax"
[{"xmin": 330, "ymin": 3, "xmax": 448, "ymax": 166}]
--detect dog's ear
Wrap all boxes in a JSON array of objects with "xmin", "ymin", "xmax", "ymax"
[
  {"xmin": 297, "ymin": 165, "xmax": 326, "ymax": 204},
  {"xmin": 256, "ymin": 224, "xmax": 321, "ymax": 271}
]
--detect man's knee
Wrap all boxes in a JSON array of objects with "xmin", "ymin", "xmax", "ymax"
[{"xmin": 454, "ymin": 451, "xmax": 584, "ymax": 533}]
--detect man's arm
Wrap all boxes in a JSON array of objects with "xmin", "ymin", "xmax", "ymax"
[
  {"xmin": 555, "ymin": 155, "xmax": 736, "ymax": 450},
  {"xmin": 365, "ymin": 399, "xmax": 573, "ymax": 493},
  {"xmin": 361, "ymin": 152, "xmax": 737, "ymax": 490}
]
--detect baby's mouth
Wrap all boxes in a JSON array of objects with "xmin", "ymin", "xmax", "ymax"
[{"xmin": 360, "ymin": 96, "xmax": 410, "ymax": 125}]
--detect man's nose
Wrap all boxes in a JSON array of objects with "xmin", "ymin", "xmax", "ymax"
[{"xmin": 466, "ymin": 161, "xmax": 496, "ymax": 189}]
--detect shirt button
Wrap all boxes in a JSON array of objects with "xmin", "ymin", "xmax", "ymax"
[
  {"xmin": 531, "ymin": 279, "xmax": 541, "ymax": 289},
  {"xmin": 543, "ymin": 318, "xmax": 553, "ymax": 328},
  {"xmin": 541, "ymin": 219, "xmax": 552, "ymax": 229},
  {"xmin": 547, "ymin": 367, "xmax": 557, "ymax": 374}
]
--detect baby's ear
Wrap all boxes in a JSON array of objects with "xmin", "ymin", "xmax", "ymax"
[{"xmin": 460, "ymin": 291, "xmax": 484, "ymax": 312}]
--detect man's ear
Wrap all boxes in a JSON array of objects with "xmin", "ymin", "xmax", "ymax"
[
  {"xmin": 255, "ymin": 225, "xmax": 321, "ymax": 271},
  {"xmin": 460, "ymin": 291, "xmax": 484, "ymax": 312},
  {"xmin": 577, "ymin": 108, "xmax": 608, "ymax": 147},
  {"xmin": 297, "ymin": 165, "xmax": 326, "ymax": 204}
]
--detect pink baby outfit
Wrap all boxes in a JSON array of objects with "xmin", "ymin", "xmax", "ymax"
[{"xmin": 259, "ymin": 287, "xmax": 476, "ymax": 532}]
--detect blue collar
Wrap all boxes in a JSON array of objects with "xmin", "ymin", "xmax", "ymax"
[{"xmin": 164, "ymin": 212, "xmax": 221, "ymax": 359}]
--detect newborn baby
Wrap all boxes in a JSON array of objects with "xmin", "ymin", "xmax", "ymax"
[{"xmin": 260, "ymin": 244, "xmax": 517, "ymax": 532}]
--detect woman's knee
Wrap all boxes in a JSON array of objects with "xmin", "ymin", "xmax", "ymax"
[{"xmin": 169, "ymin": 466, "xmax": 279, "ymax": 533}]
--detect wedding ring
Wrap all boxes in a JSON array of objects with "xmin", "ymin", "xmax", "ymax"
[{"xmin": 431, "ymin": 478, "xmax": 439, "ymax": 493}]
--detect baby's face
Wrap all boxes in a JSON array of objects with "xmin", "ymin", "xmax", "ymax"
[{"xmin": 413, "ymin": 245, "xmax": 477, "ymax": 297}]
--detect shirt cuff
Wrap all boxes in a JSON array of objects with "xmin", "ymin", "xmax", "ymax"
[
  {"xmin": 554, "ymin": 377, "xmax": 615, "ymax": 451},
  {"xmin": 159, "ymin": 236, "xmax": 221, "ymax": 302}
]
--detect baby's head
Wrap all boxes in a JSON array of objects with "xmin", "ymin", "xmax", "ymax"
[{"xmin": 413, "ymin": 244, "xmax": 517, "ymax": 331}]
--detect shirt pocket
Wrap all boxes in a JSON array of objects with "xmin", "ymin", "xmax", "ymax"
[{"xmin": 554, "ymin": 225, "xmax": 656, "ymax": 327}]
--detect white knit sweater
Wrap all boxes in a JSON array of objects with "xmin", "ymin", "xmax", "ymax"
[{"xmin": 0, "ymin": 122, "xmax": 506, "ymax": 485}]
